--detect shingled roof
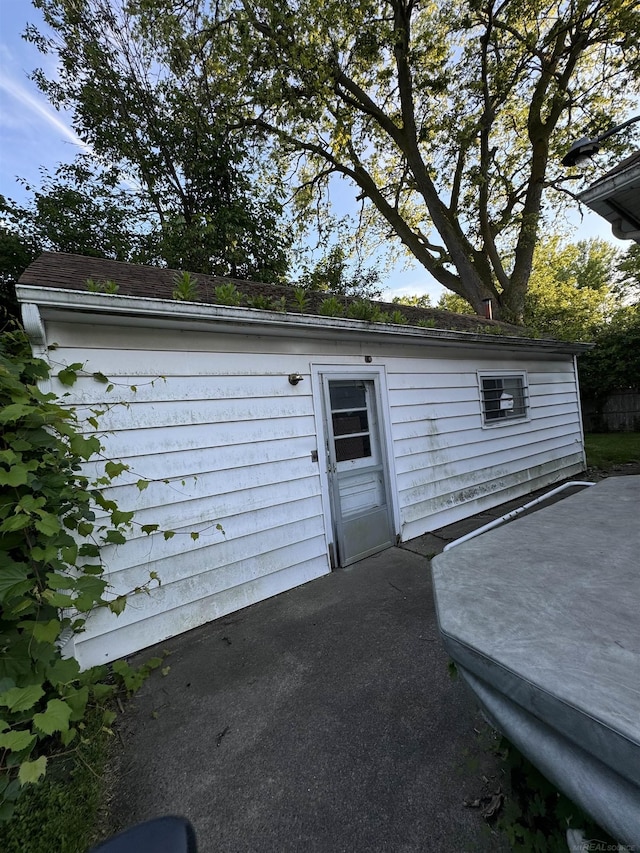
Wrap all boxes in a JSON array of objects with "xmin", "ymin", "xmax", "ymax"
[
  {"xmin": 592, "ymin": 150, "xmax": 640, "ymax": 184},
  {"xmin": 19, "ymin": 251, "xmax": 527, "ymax": 336}
]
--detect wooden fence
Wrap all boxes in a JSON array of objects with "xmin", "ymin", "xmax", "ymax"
[{"xmin": 581, "ymin": 391, "xmax": 640, "ymax": 432}]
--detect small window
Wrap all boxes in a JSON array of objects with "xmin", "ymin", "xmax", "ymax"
[{"xmin": 480, "ymin": 373, "xmax": 528, "ymax": 424}]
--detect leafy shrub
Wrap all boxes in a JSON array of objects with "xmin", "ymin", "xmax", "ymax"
[
  {"xmin": 292, "ymin": 287, "xmax": 310, "ymax": 313},
  {"xmin": 470, "ymin": 323, "xmax": 509, "ymax": 336},
  {"xmin": 346, "ymin": 299, "xmax": 383, "ymax": 322},
  {"xmin": 86, "ymin": 279, "xmax": 119, "ymax": 295},
  {"xmin": 319, "ymin": 296, "xmax": 344, "ymax": 317},
  {"xmin": 578, "ymin": 307, "xmax": 640, "ymax": 401},
  {"xmin": 172, "ymin": 272, "xmax": 200, "ymax": 301},
  {"xmin": 0, "ymin": 330, "xmax": 154, "ymax": 819},
  {"xmin": 246, "ymin": 294, "xmax": 273, "ymax": 310},
  {"xmin": 214, "ymin": 282, "xmax": 244, "ymax": 306},
  {"xmin": 388, "ymin": 310, "xmax": 408, "ymax": 325}
]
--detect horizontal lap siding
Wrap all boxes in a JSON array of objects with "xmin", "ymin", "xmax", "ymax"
[
  {"xmin": 48, "ymin": 324, "xmax": 330, "ymax": 668},
  {"xmin": 387, "ymin": 356, "xmax": 584, "ymax": 539},
  {"xmin": 76, "ymin": 560, "xmax": 326, "ymax": 666},
  {"xmin": 43, "ymin": 315, "xmax": 586, "ymax": 664}
]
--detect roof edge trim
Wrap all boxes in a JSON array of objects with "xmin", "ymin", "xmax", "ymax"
[{"xmin": 15, "ymin": 284, "xmax": 593, "ymax": 354}]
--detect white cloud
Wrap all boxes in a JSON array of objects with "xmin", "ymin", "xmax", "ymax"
[
  {"xmin": 0, "ymin": 66, "xmax": 141, "ymax": 196},
  {"xmin": 0, "ymin": 71, "xmax": 90, "ymax": 155},
  {"xmin": 381, "ymin": 276, "xmax": 445, "ymax": 304}
]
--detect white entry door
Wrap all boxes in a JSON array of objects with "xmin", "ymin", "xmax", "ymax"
[{"xmin": 321, "ymin": 374, "xmax": 394, "ymax": 566}]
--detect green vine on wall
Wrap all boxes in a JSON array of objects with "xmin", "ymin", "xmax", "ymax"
[
  {"xmin": 0, "ymin": 329, "xmax": 167, "ymax": 820},
  {"xmin": 50, "ymin": 361, "xmax": 225, "ymax": 543}
]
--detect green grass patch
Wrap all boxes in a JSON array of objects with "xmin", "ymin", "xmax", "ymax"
[
  {"xmin": 0, "ymin": 706, "xmax": 113, "ymax": 853},
  {"xmin": 584, "ymin": 432, "xmax": 640, "ymax": 468},
  {"xmin": 495, "ymin": 738, "xmax": 618, "ymax": 852}
]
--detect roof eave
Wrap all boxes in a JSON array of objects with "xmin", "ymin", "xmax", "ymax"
[
  {"xmin": 16, "ymin": 284, "xmax": 593, "ymax": 355},
  {"xmin": 579, "ymin": 162, "xmax": 640, "ymax": 242}
]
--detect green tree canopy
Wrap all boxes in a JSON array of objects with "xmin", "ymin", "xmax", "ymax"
[
  {"xmin": 578, "ymin": 305, "xmax": 640, "ymax": 402},
  {"xmin": 437, "ymin": 291, "xmax": 475, "ymax": 314},
  {"xmin": 296, "ymin": 245, "xmax": 382, "ymax": 298},
  {"xmin": 1, "ymin": 161, "xmax": 153, "ymax": 323},
  {"xmin": 26, "ymin": 0, "xmax": 292, "ymax": 283},
  {"xmin": 392, "ymin": 294, "xmax": 432, "ymax": 309},
  {"xmin": 0, "ymin": 206, "xmax": 39, "ymax": 325},
  {"xmin": 523, "ymin": 237, "xmax": 618, "ymax": 341},
  {"xmin": 435, "ymin": 237, "xmax": 631, "ymax": 340},
  {"xmin": 615, "ymin": 243, "xmax": 640, "ymax": 304},
  {"xmin": 22, "ymin": 0, "xmax": 640, "ymax": 320},
  {"xmin": 92, "ymin": 0, "xmax": 639, "ymax": 321},
  {"xmin": 3, "ymin": 162, "xmax": 150, "ymax": 261}
]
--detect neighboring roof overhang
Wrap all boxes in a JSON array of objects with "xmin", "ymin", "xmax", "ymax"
[
  {"xmin": 16, "ymin": 284, "xmax": 592, "ymax": 356},
  {"xmin": 578, "ymin": 152, "xmax": 640, "ymax": 243}
]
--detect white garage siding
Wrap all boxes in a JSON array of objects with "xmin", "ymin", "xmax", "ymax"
[
  {"xmin": 44, "ymin": 321, "xmax": 331, "ymax": 668},
  {"xmin": 24, "ymin": 302, "xmax": 586, "ymax": 667},
  {"xmin": 386, "ymin": 355, "xmax": 584, "ymax": 540}
]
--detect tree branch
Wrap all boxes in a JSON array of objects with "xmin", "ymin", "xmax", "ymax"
[
  {"xmin": 478, "ymin": 2, "xmax": 510, "ymax": 291},
  {"xmin": 385, "ymin": 0, "xmax": 491, "ymax": 307},
  {"xmin": 333, "ymin": 71, "xmax": 405, "ymax": 147},
  {"xmin": 251, "ymin": 116, "xmax": 463, "ymax": 291}
]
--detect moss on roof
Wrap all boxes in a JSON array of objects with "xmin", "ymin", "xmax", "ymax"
[{"xmin": 19, "ymin": 251, "xmax": 529, "ymax": 337}]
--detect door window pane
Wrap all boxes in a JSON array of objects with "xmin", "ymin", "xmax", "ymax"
[
  {"xmin": 329, "ymin": 380, "xmax": 373, "ymax": 461},
  {"xmin": 329, "ymin": 382, "xmax": 366, "ymax": 410},
  {"xmin": 332, "ymin": 409, "xmax": 369, "ymax": 436},
  {"xmin": 335, "ymin": 435, "xmax": 372, "ymax": 462}
]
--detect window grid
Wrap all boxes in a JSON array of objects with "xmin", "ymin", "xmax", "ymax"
[{"xmin": 480, "ymin": 374, "xmax": 528, "ymax": 424}]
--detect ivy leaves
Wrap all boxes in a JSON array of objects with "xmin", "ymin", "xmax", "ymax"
[
  {"xmin": 0, "ymin": 329, "xmax": 216, "ymax": 822},
  {"xmin": 32, "ymin": 700, "xmax": 72, "ymax": 736},
  {"xmin": 0, "ymin": 686, "xmax": 45, "ymax": 714},
  {"xmin": 56, "ymin": 362, "xmax": 84, "ymax": 386},
  {"xmin": 0, "ymin": 330, "xmax": 150, "ymax": 820},
  {"xmin": 17, "ymin": 757, "xmax": 47, "ymax": 787}
]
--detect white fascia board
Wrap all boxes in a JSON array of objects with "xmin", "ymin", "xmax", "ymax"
[
  {"xmin": 579, "ymin": 163, "xmax": 640, "ymax": 242},
  {"xmin": 15, "ymin": 284, "xmax": 592, "ymax": 355},
  {"xmin": 579, "ymin": 162, "xmax": 640, "ymax": 203}
]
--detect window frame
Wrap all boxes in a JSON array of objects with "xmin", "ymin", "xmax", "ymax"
[
  {"xmin": 328, "ymin": 379, "xmax": 377, "ymax": 468},
  {"xmin": 477, "ymin": 371, "xmax": 530, "ymax": 427}
]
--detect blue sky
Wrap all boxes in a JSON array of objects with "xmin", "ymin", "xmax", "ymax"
[
  {"xmin": 0, "ymin": 0, "xmax": 632, "ymax": 302},
  {"xmin": 0, "ymin": 2, "xmax": 90, "ymax": 194}
]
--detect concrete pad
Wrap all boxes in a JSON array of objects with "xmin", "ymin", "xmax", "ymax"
[
  {"xmin": 107, "ymin": 547, "xmax": 509, "ymax": 853},
  {"xmin": 400, "ymin": 532, "xmax": 448, "ymax": 558},
  {"xmin": 432, "ymin": 476, "xmax": 640, "ymax": 848}
]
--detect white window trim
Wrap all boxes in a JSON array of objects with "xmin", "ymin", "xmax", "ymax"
[{"xmin": 477, "ymin": 370, "xmax": 530, "ymax": 427}]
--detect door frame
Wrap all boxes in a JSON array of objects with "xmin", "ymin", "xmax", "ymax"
[{"xmin": 311, "ymin": 364, "xmax": 400, "ymax": 567}]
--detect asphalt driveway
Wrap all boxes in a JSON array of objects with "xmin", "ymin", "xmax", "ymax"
[{"xmin": 107, "ymin": 546, "xmax": 509, "ymax": 853}]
